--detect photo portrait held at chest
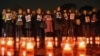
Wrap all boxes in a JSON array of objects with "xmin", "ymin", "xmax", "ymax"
[{"xmin": 0, "ymin": 4, "xmax": 100, "ymax": 56}]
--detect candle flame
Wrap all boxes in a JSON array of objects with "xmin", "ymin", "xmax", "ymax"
[
  {"xmin": 79, "ymin": 54, "xmax": 85, "ymax": 56},
  {"xmin": 1, "ymin": 40, "xmax": 6, "ymax": 45},
  {"xmin": 48, "ymin": 52, "xmax": 53, "ymax": 56},
  {"xmin": 7, "ymin": 40, "xmax": 13, "ymax": 46},
  {"xmin": 47, "ymin": 41, "xmax": 53, "ymax": 48},
  {"xmin": 64, "ymin": 43, "xmax": 72, "ymax": 51},
  {"xmin": 22, "ymin": 51, "xmax": 26, "ymax": 56},
  {"xmin": 26, "ymin": 42, "xmax": 34, "ymax": 50},
  {"xmin": 79, "ymin": 41, "xmax": 86, "ymax": 49}
]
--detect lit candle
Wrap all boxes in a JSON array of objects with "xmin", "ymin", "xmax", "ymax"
[
  {"xmin": 20, "ymin": 38, "xmax": 26, "ymax": 49},
  {"xmin": 0, "ymin": 38, "xmax": 6, "ymax": 45},
  {"xmin": 78, "ymin": 51, "xmax": 86, "ymax": 56},
  {"xmin": 61, "ymin": 37, "xmax": 66, "ymax": 48},
  {"xmin": 63, "ymin": 43, "xmax": 72, "ymax": 51},
  {"xmin": 90, "ymin": 37, "xmax": 93, "ymax": 44},
  {"xmin": 36, "ymin": 37, "xmax": 40, "ymax": 48},
  {"xmin": 7, "ymin": 51, "xmax": 12, "ymax": 56},
  {"xmin": 26, "ymin": 41, "xmax": 34, "ymax": 51},
  {"xmin": 79, "ymin": 54, "xmax": 85, "ymax": 56},
  {"xmin": 47, "ymin": 41, "xmax": 53, "ymax": 49},
  {"xmin": 22, "ymin": 51, "xmax": 26, "ymax": 56},
  {"xmin": 78, "ymin": 41, "xmax": 86, "ymax": 50},
  {"xmin": 6, "ymin": 38, "xmax": 14, "ymax": 47},
  {"xmin": 86, "ymin": 38, "xmax": 89, "ymax": 44},
  {"xmin": 62, "ymin": 43, "xmax": 73, "ymax": 56},
  {"xmin": 55, "ymin": 37, "xmax": 58, "ymax": 47},
  {"xmin": 95, "ymin": 37, "xmax": 100, "ymax": 45},
  {"xmin": 46, "ymin": 51, "xmax": 53, "ymax": 56},
  {"xmin": 1, "ymin": 47, "xmax": 5, "ymax": 56}
]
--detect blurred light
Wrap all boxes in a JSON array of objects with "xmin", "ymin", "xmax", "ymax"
[
  {"xmin": 26, "ymin": 42, "xmax": 34, "ymax": 50},
  {"xmin": 63, "ymin": 43, "xmax": 72, "ymax": 51}
]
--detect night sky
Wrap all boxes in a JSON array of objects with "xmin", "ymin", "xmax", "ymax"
[{"xmin": 0, "ymin": 0, "xmax": 100, "ymax": 12}]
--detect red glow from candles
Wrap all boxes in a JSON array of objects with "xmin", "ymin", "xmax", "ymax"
[
  {"xmin": 63, "ymin": 43, "xmax": 72, "ymax": 51},
  {"xmin": 1, "ymin": 47, "xmax": 5, "ymax": 55},
  {"xmin": 47, "ymin": 41, "xmax": 53, "ymax": 49},
  {"xmin": 7, "ymin": 39, "xmax": 13, "ymax": 46},
  {"xmin": 86, "ymin": 38, "xmax": 89, "ymax": 44},
  {"xmin": 78, "ymin": 41, "xmax": 86, "ymax": 49},
  {"xmin": 22, "ymin": 51, "xmax": 26, "ymax": 56},
  {"xmin": 95, "ymin": 37, "xmax": 100, "ymax": 44},
  {"xmin": 7, "ymin": 51, "xmax": 12, "ymax": 56},
  {"xmin": 79, "ymin": 54, "xmax": 85, "ymax": 56},
  {"xmin": 26, "ymin": 41, "xmax": 34, "ymax": 50},
  {"xmin": 48, "ymin": 52, "xmax": 53, "ymax": 56},
  {"xmin": 21, "ymin": 41, "xmax": 26, "ymax": 48},
  {"xmin": 0, "ymin": 39, "xmax": 6, "ymax": 45},
  {"xmin": 37, "ymin": 37, "xmax": 40, "ymax": 42},
  {"xmin": 55, "ymin": 37, "xmax": 58, "ymax": 47}
]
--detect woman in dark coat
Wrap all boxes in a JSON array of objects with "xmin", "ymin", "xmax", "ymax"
[
  {"xmin": 33, "ymin": 8, "xmax": 43, "ymax": 38},
  {"xmin": 24, "ymin": 8, "xmax": 32, "ymax": 37},
  {"xmin": 4, "ymin": 8, "xmax": 13, "ymax": 37},
  {"xmin": 15, "ymin": 9, "xmax": 25, "ymax": 37}
]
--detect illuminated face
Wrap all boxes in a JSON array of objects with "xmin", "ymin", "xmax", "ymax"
[
  {"xmin": 37, "ymin": 8, "xmax": 42, "ymax": 14},
  {"xmin": 57, "ymin": 6, "xmax": 61, "ymax": 11},
  {"xmin": 69, "ymin": 9, "xmax": 72, "ymax": 13},
  {"xmin": 18, "ymin": 9, "xmax": 22, "ymax": 14},
  {"xmin": 92, "ymin": 8, "xmax": 96, "ymax": 12},
  {"xmin": 63, "ymin": 10, "xmax": 67, "ymax": 13},
  {"xmin": 27, "ymin": 9, "xmax": 31, "ymax": 13},
  {"xmin": 46, "ymin": 10, "xmax": 51, "ymax": 14},
  {"xmin": 83, "ymin": 10, "xmax": 87, "ymax": 15},
  {"xmin": 7, "ymin": 9, "xmax": 11, "ymax": 13}
]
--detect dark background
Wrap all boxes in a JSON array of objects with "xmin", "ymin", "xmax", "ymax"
[{"xmin": 0, "ymin": 0, "xmax": 100, "ymax": 12}]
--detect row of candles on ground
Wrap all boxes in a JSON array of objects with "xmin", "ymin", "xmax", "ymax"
[{"xmin": 0, "ymin": 37, "xmax": 100, "ymax": 56}]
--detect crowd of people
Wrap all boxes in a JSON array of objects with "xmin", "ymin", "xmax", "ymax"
[{"xmin": 0, "ymin": 6, "xmax": 100, "ymax": 40}]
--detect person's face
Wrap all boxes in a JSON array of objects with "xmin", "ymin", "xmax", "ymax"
[
  {"xmin": 92, "ymin": 8, "xmax": 96, "ymax": 12},
  {"xmin": 69, "ymin": 9, "xmax": 72, "ymax": 13},
  {"xmin": 57, "ymin": 6, "xmax": 61, "ymax": 11},
  {"xmin": 63, "ymin": 10, "xmax": 67, "ymax": 13},
  {"xmin": 83, "ymin": 10, "xmax": 87, "ymax": 15},
  {"xmin": 18, "ymin": 9, "xmax": 22, "ymax": 14},
  {"xmin": 7, "ymin": 9, "xmax": 11, "ymax": 12},
  {"xmin": 37, "ymin": 8, "xmax": 41, "ymax": 14},
  {"xmin": 27, "ymin": 9, "xmax": 31, "ymax": 13},
  {"xmin": 46, "ymin": 10, "xmax": 51, "ymax": 14}
]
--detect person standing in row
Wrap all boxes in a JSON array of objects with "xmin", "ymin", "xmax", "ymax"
[
  {"xmin": 54, "ymin": 6, "xmax": 63, "ymax": 47},
  {"xmin": 24, "ymin": 8, "xmax": 32, "ymax": 37},
  {"xmin": 4, "ymin": 8, "xmax": 13, "ymax": 37},
  {"xmin": 15, "ymin": 9, "xmax": 25, "ymax": 37},
  {"xmin": 80, "ymin": 10, "xmax": 90, "ymax": 37},
  {"xmin": 62, "ymin": 10, "xmax": 69, "ymax": 37},
  {"xmin": 68, "ymin": 9, "xmax": 76, "ymax": 37},
  {"xmin": 33, "ymin": 8, "xmax": 43, "ymax": 39},
  {"xmin": 43, "ymin": 10, "xmax": 53, "ymax": 37},
  {"xmin": 74, "ymin": 10, "xmax": 82, "ymax": 37}
]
